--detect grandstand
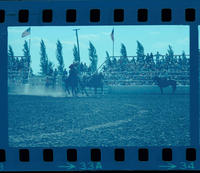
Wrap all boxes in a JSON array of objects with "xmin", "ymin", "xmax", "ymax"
[{"xmin": 101, "ymin": 55, "xmax": 190, "ymax": 86}]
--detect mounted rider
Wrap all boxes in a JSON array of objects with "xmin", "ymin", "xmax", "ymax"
[
  {"xmin": 68, "ymin": 61, "xmax": 81, "ymax": 86},
  {"xmin": 69, "ymin": 61, "xmax": 79, "ymax": 77}
]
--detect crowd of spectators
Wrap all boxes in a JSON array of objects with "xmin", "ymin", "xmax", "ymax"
[
  {"xmin": 102, "ymin": 53, "xmax": 190, "ymax": 86},
  {"xmin": 8, "ymin": 52, "xmax": 190, "ymax": 87}
]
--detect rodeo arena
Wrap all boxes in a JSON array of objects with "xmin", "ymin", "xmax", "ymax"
[
  {"xmin": 8, "ymin": 28, "xmax": 191, "ymax": 147},
  {"xmin": 8, "ymin": 52, "xmax": 191, "ymax": 147}
]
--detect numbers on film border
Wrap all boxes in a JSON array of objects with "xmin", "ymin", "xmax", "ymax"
[
  {"xmin": 58, "ymin": 162, "xmax": 103, "ymax": 170},
  {"xmin": 159, "ymin": 162, "xmax": 195, "ymax": 170}
]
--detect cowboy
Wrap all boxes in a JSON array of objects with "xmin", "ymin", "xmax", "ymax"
[
  {"xmin": 69, "ymin": 61, "xmax": 79, "ymax": 77},
  {"xmin": 69, "ymin": 61, "xmax": 77, "ymax": 70}
]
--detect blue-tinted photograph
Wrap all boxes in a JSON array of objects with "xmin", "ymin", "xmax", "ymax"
[{"xmin": 8, "ymin": 26, "xmax": 190, "ymax": 147}]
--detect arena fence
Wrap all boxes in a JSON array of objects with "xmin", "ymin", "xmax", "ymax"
[{"xmin": 8, "ymin": 54, "xmax": 190, "ymax": 95}]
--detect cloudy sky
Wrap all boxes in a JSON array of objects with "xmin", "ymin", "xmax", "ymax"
[{"xmin": 8, "ymin": 25, "xmax": 189, "ymax": 74}]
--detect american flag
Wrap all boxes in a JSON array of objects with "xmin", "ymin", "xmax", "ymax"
[
  {"xmin": 110, "ymin": 28, "xmax": 114, "ymax": 42},
  {"xmin": 21, "ymin": 27, "xmax": 31, "ymax": 38}
]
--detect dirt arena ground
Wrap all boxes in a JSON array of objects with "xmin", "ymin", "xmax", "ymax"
[{"xmin": 8, "ymin": 93, "xmax": 190, "ymax": 147}]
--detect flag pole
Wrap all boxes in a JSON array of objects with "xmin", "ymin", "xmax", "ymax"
[{"xmin": 112, "ymin": 27, "xmax": 114, "ymax": 59}]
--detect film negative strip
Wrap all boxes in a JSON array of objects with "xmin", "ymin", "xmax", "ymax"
[{"xmin": 0, "ymin": 0, "xmax": 200, "ymax": 171}]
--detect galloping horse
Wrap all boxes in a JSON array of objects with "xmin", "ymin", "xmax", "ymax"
[
  {"xmin": 64, "ymin": 71, "xmax": 104, "ymax": 96},
  {"xmin": 153, "ymin": 76, "xmax": 177, "ymax": 94},
  {"xmin": 79, "ymin": 72, "xmax": 104, "ymax": 95},
  {"xmin": 64, "ymin": 70, "xmax": 79, "ymax": 96}
]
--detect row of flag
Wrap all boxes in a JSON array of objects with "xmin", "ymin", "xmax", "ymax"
[
  {"xmin": 21, "ymin": 27, "xmax": 114, "ymax": 41},
  {"xmin": 21, "ymin": 27, "xmax": 31, "ymax": 38},
  {"xmin": 110, "ymin": 28, "xmax": 114, "ymax": 42},
  {"xmin": 21, "ymin": 26, "xmax": 114, "ymax": 62}
]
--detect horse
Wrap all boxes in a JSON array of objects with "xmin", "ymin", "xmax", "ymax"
[
  {"xmin": 64, "ymin": 71, "xmax": 79, "ymax": 96},
  {"xmin": 45, "ymin": 76, "xmax": 54, "ymax": 89},
  {"xmin": 152, "ymin": 76, "xmax": 177, "ymax": 94},
  {"xmin": 80, "ymin": 72, "xmax": 104, "ymax": 95}
]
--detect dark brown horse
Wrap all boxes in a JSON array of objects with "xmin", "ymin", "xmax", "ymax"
[
  {"xmin": 79, "ymin": 73, "xmax": 104, "ymax": 95},
  {"xmin": 64, "ymin": 72, "xmax": 104, "ymax": 96},
  {"xmin": 64, "ymin": 71, "xmax": 79, "ymax": 96},
  {"xmin": 153, "ymin": 76, "xmax": 177, "ymax": 94}
]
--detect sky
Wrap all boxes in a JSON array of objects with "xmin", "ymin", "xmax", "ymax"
[{"xmin": 8, "ymin": 25, "xmax": 189, "ymax": 75}]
